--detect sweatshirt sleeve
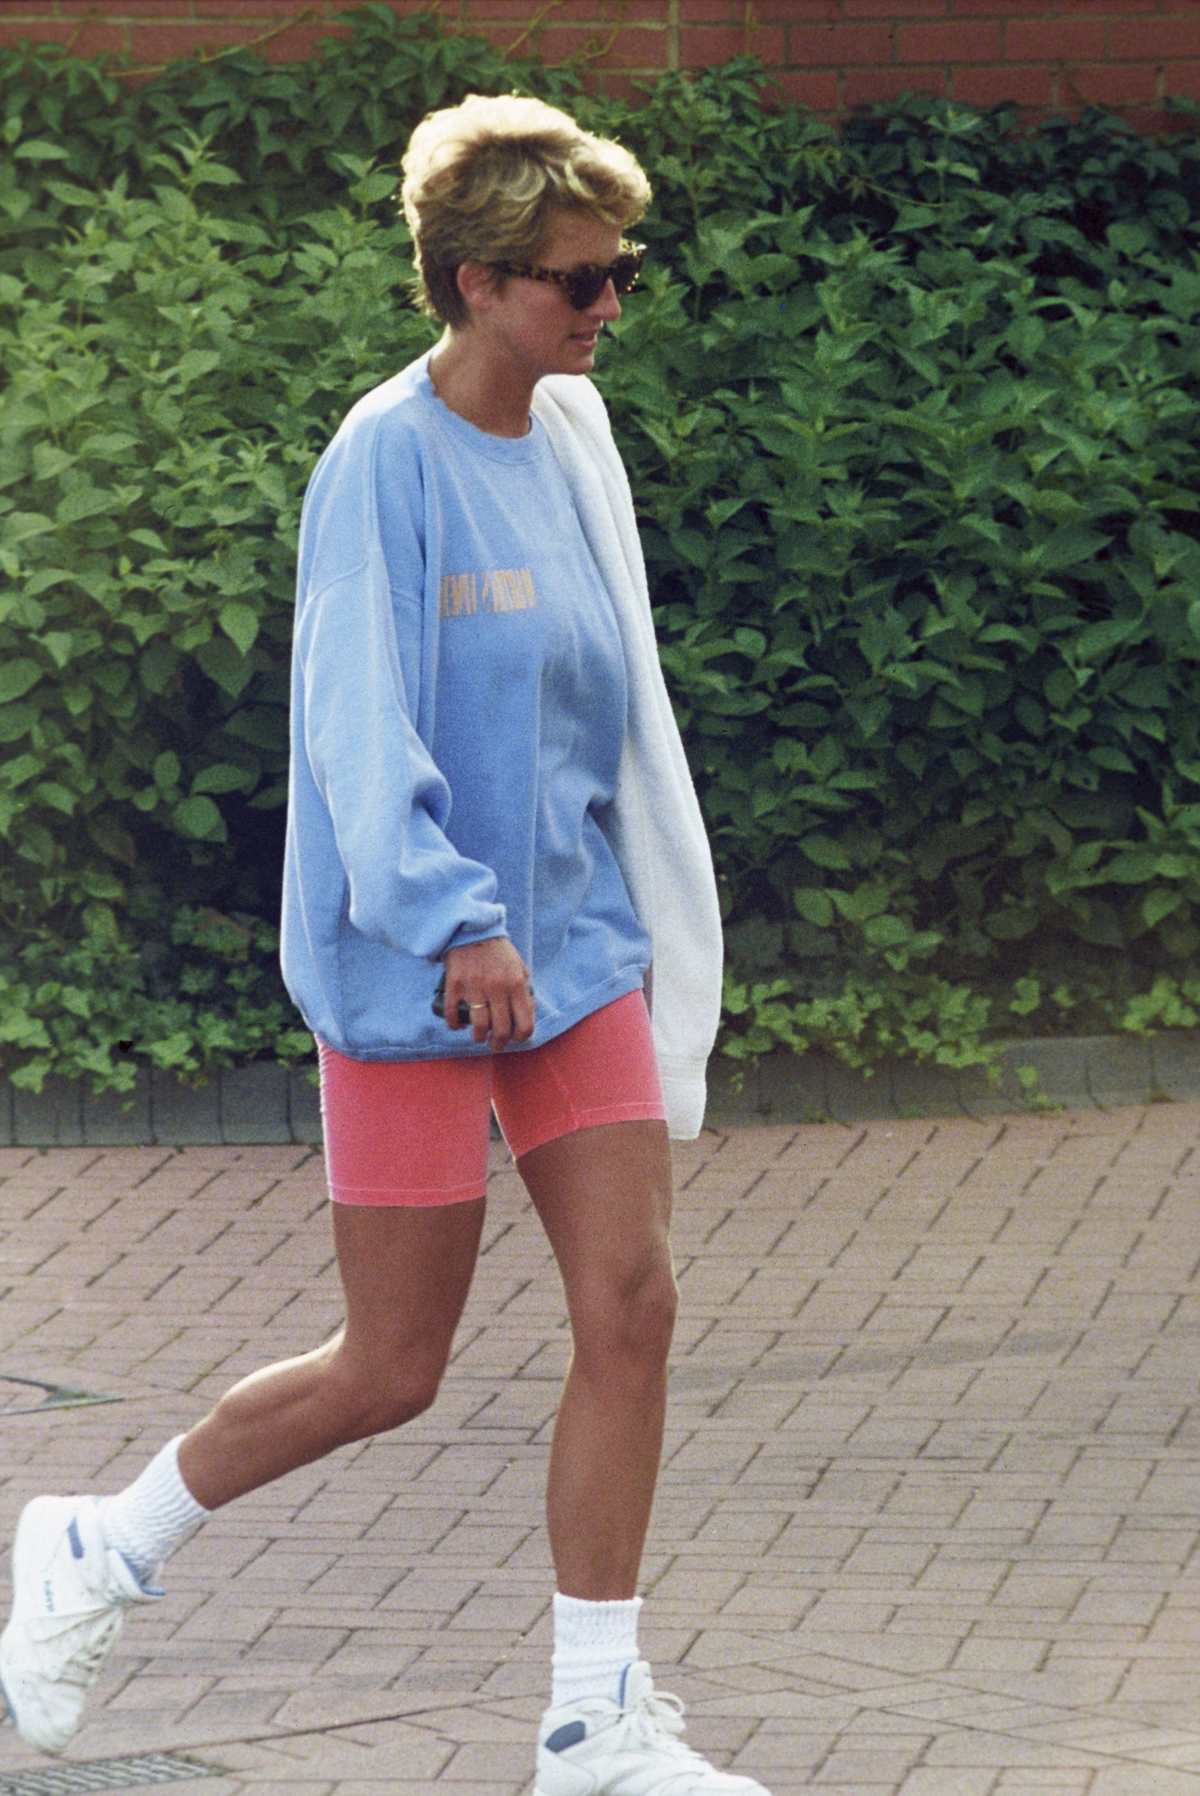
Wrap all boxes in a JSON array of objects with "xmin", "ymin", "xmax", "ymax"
[{"xmin": 293, "ymin": 414, "xmax": 508, "ymax": 963}]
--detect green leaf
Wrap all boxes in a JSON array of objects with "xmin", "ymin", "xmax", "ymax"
[
  {"xmin": 1105, "ymin": 851, "xmax": 1164, "ymax": 885},
  {"xmin": 1119, "ymin": 669, "xmax": 1169, "ymax": 709},
  {"xmin": 895, "ymin": 204, "xmax": 939, "ymax": 230},
  {"xmin": 139, "ymin": 640, "xmax": 179, "ymax": 696},
  {"xmin": 830, "ymin": 883, "xmax": 889, "ymax": 924},
  {"xmin": 1043, "ymin": 668, "xmax": 1078, "ymax": 709},
  {"xmin": 38, "ymin": 633, "xmax": 76, "ymax": 670},
  {"xmin": 792, "ymin": 886, "xmax": 833, "ymax": 927},
  {"xmin": 154, "ymin": 751, "xmax": 182, "ymax": 790},
  {"xmin": 33, "ymin": 782, "xmax": 76, "ymax": 815},
  {"xmin": 172, "ymin": 796, "xmax": 227, "ymax": 841},
  {"xmin": 218, "ymin": 601, "xmax": 260, "ymax": 656},
  {"xmin": 33, "ymin": 445, "xmax": 78, "ymax": 481},
  {"xmin": 43, "ymin": 179, "xmax": 98, "ymax": 207},
  {"xmin": 863, "ymin": 914, "xmax": 914, "ymax": 948},
  {"xmin": 1, "ymin": 754, "xmax": 40, "ymax": 789},
  {"xmin": 707, "ymin": 497, "xmax": 751, "ymax": 528},
  {"xmin": 1089, "ymin": 746, "xmax": 1135, "ymax": 773},
  {"xmin": 225, "ymin": 707, "xmax": 285, "ymax": 751},
  {"xmin": 1073, "ymin": 618, "xmax": 1139, "ymax": 662},
  {"xmin": 192, "ymin": 762, "xmax": 252, "ymax": 796},
  {"xmin": 84, "ymin": 432, "xmax": 140, "ymax": 458},
  {"xmin": 176, "ymin": 350, "xmax": 223, "ymax": 384},
  {"xmin": 1108, "ymin": 220, "xmax": 1153, "ymax": 257},
  {"xmin": 0, "ymin": 660, "xmax": 42, "ymax": 702},
  {"xmin": 355, "ymin": 172, "xmax": 398, "ymax": 203},
  {"xmin": 4, "ymin": 513, "xmax": 54, "ymax": 545},
  {"xmin": 802, "ymin": 833, "xmax": 852, "ymax": 872},
  {"xmin": 193, "ymin": 161, "xmax": 243, "ymax": 188},
  {"xmin": 195, "ymin": 635, "xmax": 256, "ymax": 698},
  {"xmin": 1035, "ymin": 526, "xmax": 1111, "ymax": 573},
  {"xmin": 1143, "ymin": 888, "xmax": 1182, "ymax": 929},
  {"xmin": 86, "ymin": 815, "xmax": 138, "ymax": 866},
  {"xmin": 56, "ymin": 486, "xmax": 112, "ymax": 525},
  {"xmin": 14, "ymin": 140, "xmax": 71, "ymax": 161},
  {"xmin": 1008, "ymin": 315, "xmax": 1045, "ymax": 361},
  {"xmin": 987, "ymin": 905, "xmax": 1039, "ymax": 940}
]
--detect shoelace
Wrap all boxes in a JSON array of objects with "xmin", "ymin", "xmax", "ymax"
[
  {"xmin": 624, "ymin": 1683, "xmax": 711, "ymax": 1769},
  {"xmin": 55, "ymin": 1611, "xmax": 123, "ymax": 1690},
  {"xmin": 33, "ymin": 1583, "xmax": 136, "ymax": 1688}
]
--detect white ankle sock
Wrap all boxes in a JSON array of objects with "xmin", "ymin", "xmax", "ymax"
[
  {"xmin": 97, "ymin": 1435, "xmax": 211, "ymax": 1582},
  {"xmin": 551, "ymin": 1592, "xmax": 642, "ymax": 1708}
]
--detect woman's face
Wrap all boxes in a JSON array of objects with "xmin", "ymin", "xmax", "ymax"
[{"xmin": 471, "ymin": 208, "xmax": 625, "ymax": 381}]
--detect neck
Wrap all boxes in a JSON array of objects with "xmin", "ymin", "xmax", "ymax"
[{"xmin": 428, "ymin": 331, "xmax": 533, "ymax": 438}]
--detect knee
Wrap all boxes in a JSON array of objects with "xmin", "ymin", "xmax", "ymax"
[
  {"xmin": 329, "ymin": 1347, "xmax": 446, "ymax": 1441},
  {"xmin": 574, "ymin": 1258, "xmax": 678, "ymax": 1371}
]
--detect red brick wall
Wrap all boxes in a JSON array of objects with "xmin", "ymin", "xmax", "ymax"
[{"xmin": 1, "ymin": 1, "xmax": 1194, "ymax": 131}]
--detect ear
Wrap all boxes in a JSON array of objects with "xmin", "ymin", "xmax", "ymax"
[{"xmin": 455, "ymin": 259, "xmax": 504, "ymax": 315}]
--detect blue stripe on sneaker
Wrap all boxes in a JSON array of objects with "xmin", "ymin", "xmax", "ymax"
[
  {"xmin": 545, "ymin": 1720, "xmax": 587, "ymax": 1753},
  {"xmin": 67, "ymin": 1518, "xmax": 84, "ymax": 1560}
]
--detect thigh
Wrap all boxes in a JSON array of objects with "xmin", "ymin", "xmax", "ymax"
[
  {"xmin": 318, "ymin": 1038, "xmax": 494, "ymax": 1206},
  {"xmin": 493, "ymin": 993, "xmax": 673, "ymax": 1317},
  {"xmin": 490, "ymin": 990, "xmax": 666, "ymax": 1168},
  {"xmin": 333, "ymin": 1197, "xmax": 487, "ymax": 1368},
  {"xmin": 517, "ymin": 1120, "xmax": 675, "ymax": 1307}
]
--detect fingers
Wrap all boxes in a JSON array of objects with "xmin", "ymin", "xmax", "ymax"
[
  {"xmin": 512, "ymin": 980, "xmax": 536, "ymax": 1045},
  {"xmin": 474, "ymin": 999, "xmax": 497, "ymax": 1049},
  {"xmin": 465, "ymin": 985, "xmax": 536, "ymax": 1052},
  {"xmin": 442, "ymin": 948, "xmax": 535, "ymax": 1051}
]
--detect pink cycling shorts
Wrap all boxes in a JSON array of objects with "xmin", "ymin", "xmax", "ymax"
[{"xmin": 316, "ymin": 989, "xmax": 666, "ymax": 1207}]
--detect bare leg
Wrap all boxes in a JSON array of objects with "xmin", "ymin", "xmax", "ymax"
[
  {"xmin": 518, "ymin": 1120, "xmax": 676, "ymax": 1600},
  {"xmin": 178, "ymin": 1198, "xmax": 486, "ymax": 1510}
]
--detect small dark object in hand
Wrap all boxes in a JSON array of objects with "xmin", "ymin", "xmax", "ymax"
[{"xmin": 432, "ymin": 973, "xmax": 472, "ymax": 1027}]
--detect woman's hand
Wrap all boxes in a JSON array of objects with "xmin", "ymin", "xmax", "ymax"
[{"xmin": 442, "ymin": 937, "xmax": 535, "ymax": 1051}]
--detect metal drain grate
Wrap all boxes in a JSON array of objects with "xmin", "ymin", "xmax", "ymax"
[
  {"xmin": 0, "ymin": 1753, "xmax": 220, "ymax": 1794},
  {"xmin": 0, "ymin": 1375, "xmax": 121, "ymax": 1418}
]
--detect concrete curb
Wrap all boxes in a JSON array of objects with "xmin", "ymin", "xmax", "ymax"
[
  {"xmin": 3, "ymin": 1030, "xmax": 1199, "ymax": 1145},
  {"xmin": 1, "ymin": 1063, "xmax": 323, "ymax": 1149}
]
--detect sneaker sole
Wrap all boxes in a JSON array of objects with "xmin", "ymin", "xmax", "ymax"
[
  {"xmin": 0, "ymin": 1635, "xmax": 69, "ymax": 1755},
  {"xmin": 0, "ymin": 1665, "xmax": 56, "ymax": 1754},
  {"xmin": 1, "ymin": 1498, "xmax": 86, "ymax": 1755}
]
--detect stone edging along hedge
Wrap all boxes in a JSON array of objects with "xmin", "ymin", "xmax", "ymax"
[{"xmin": 4, "ymin": 1033, "xmax": 1200, "ymax": 1147}]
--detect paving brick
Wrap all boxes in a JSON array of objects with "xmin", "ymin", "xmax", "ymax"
[
  {"xmin": 898, "ymin": 1775, "xmax": 999, "ymax": 1794},
  {"xmin": 1, "ymin": 1110, "xmax": 1198, "ymax": 1788}
]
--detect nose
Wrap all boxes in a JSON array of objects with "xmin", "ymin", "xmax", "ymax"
[{"xmin": 590, "ymin": 277, "xmax": 622, "ymax": 324}]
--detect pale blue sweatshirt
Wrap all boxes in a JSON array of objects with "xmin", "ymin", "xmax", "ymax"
[{"xmin": 280, "ymin": 348, "xmax": 653, "ymax": 1059}]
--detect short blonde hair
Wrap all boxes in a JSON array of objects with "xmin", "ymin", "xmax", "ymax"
[{"xmin": 400, "ymin": 93, "xmax": 651, "ymax": 328}]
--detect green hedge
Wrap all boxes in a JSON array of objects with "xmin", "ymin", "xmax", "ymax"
[{"xmin": 3, "ymin": 4, "xmax": 1200, "ymax": 1097}]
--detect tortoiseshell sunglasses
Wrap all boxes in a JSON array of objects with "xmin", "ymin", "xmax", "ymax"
[{"xmin": 487, "ymin": 240, "xmax": 647, "ymax": 311}]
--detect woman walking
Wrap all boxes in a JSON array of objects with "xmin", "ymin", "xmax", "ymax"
[{"xmin": 1, "ymin": 93, "xmax": 767, "ymax": 1794}]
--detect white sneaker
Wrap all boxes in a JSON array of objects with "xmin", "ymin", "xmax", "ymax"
[
  {"xmin": 0, "ymin": 1495, "xmax": 161, "ymax": 1754},
  {"xmin": 535, "ymin": 1660, "xmax": 773, "ymax": 1795}
]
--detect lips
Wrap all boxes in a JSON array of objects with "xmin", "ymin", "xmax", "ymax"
[{"xmin": 571, "ymin": 334, "xmax": 599, "ymax": 348}]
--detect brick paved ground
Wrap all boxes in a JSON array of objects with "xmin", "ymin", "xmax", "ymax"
[{"xmin": 1, "ymin": 1105, "xmax": 1198, "ymax": 1795}]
